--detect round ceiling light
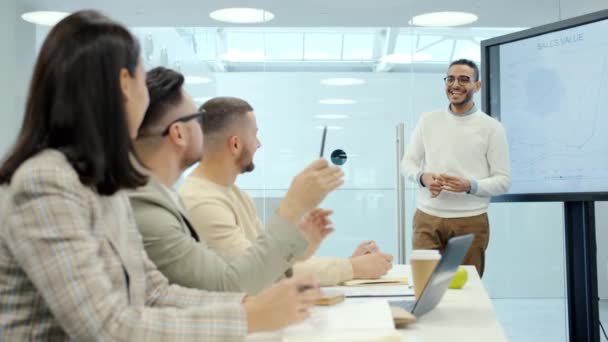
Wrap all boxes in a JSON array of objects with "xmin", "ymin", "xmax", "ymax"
[
  {"xmin": 320, "ymin": 78, "xmax": 366, "ymax": 86},
  {"xmin": 219, "ymin": 50, "xmax": 266, "ymax": 62},
  {"xmin": 316, "ymin": 126, "xmax": 344, "ymax": 130},
  {"xmin": 315, "ymin": 114, "xmax": 349, "ymax": 119},
  {"xmin": 21, "ymin": 11, "xmax": 69, "ymax": 26},
  {"xmin": 410, "ymin": 11, "xmax": 478, "ymax": 27},
  {"xmin": 319, "ymin": 99, "xmax": 356, "ymax": 105},
  {"xmin": 209, "ymin": 8, "xmax": 274, "ymax": 24}
]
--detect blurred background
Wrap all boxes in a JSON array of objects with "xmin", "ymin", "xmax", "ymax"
[{"xmin": 2, "ymin": 1, "xmax": 608, "ymax": 340}]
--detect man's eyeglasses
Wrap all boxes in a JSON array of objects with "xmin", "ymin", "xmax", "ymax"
[
  {"xmin": 443, "ymin": 76, "xmax": 474, "ymax": 85},
  {"xmin": 161, "ymin": 112, "xmax": 204, "ymax": 136}
]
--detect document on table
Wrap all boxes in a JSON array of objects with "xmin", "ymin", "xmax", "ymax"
[
  {"xmin": 323, "ymin": 285, "xmax": 415, "ymax": 298},
  {"xmin": 245, "ymin": 300, "xmax": 401, "ymax": 342},
  {"xmin": 342, "ymin": 276, "xmax": 408, "ymax": 286}
]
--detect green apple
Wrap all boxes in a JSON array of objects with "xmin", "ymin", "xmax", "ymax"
[{"xmin": 449, "ymin": 266, "xmax": 468, "ymax": 289}]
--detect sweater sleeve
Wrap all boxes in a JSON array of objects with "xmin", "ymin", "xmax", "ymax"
[
  {"xmin": 130, "ymin": 193, "xmax": 307, "ymax": 295},
  {"xmin": 474, "ymin": 123, "xmax": 512, "ymax": 197},
  {"xmin": 401, "ymin": 116, "xmax": 426, "ymax": 185},
  {"xmin": 292, "ymin": 257, "xmax": 354, "ymax": 286}
]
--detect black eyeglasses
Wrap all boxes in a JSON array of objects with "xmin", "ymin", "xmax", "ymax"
[
  {"xmin": 443, "ymin": 76, "xmax": 474, "ymax": 85},
  {"xmin": 161, "ymin": 112, "xmax": 204, "ymax": 136}
]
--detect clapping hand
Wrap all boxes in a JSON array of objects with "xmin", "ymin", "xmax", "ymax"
[
  {"xmin": 297, "ymin": 208, "xmax": 334, "ymax": 260},
  {"xmin": 351, "ymin": 240, "xmax": 379, "ymax": 257},
  {"xmin": 438, "ymin": 174, "xmax": 471, "ymax": 193}
]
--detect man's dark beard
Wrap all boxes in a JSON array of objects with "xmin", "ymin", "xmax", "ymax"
[
  {"xmin": 241, "ymin": 162, "xmax": 255, "ymax": 173},
  {"xmin": 450, "ymin": 91, "xmax": 474, "ymax": 107},
  {"xmin": 238, "ymin": 148, "xmax": 255, "ymax": 173}
]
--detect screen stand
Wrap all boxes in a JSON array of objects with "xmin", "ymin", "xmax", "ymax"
[{"xmin": 564, "ymin": 201, "xmax": 599, "ymax": 342}]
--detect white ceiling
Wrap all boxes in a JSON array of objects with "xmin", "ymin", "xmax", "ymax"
[{"xmin": 17, "ymin": 0, "xmax": 608, "ymax": 28}]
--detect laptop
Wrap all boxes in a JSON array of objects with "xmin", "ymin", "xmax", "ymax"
[{"xmin": 390, "ymin": 234, "xmax": 474, "ymax": 318}]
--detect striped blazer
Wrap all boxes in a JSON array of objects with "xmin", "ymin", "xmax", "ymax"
[{"xmin": 0, "ymin": 149, "xmax": 247, "ymax": 341}]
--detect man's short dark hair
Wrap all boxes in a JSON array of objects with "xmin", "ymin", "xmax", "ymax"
[
  {"xmin": 138, "ymin": 67, "xmax": 185, "ymax": 135},
  {"xmin": 200, "ymin": 97, "xmax": 254, "ymax": 136},
  {"xmin": 449, "ymin": 59, "xmax": 479, "ymax": 81}
]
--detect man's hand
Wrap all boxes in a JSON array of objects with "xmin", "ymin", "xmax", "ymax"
[
  {"xmin": 350, "ymin": 252, "xmax": 393, "ymax": 279},
  {"xmin": 351, "ymin": 240, "xmax": 379, "ymax": 257},
  {"xmin": 297, "ymin": 208, "xmax": 334, "ymax": 260},
  {"xmin": 438, "ymin": 174, "xmax": 471, "ymax": 193},
  {"xmin": 244, "ymin": 274, "xmax": 321, "ymax": 333},
  {"xmin": 278, "ymin": 159, "xmax": 344, "ymax": 224},
  {"xmin": 421, "ymin": 172, "xmax": 442, "ymax": 198}
]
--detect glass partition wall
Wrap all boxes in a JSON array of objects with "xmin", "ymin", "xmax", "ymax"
[
  {"xmin": 24, "ymin": 1, "xmax": 608, "ymax": 336},
  {"xmin": 122, "ymin": 24, "xmax": 571, "ymax": 341}
]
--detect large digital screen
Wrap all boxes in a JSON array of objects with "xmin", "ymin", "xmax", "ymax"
[{"xmin": 482, "ymin": 10, "xmax": 608, "ymax": 201}]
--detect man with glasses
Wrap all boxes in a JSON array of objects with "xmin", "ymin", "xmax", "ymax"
[
  {"xmin": 159, "ymin": 112, "xmax": 204, "ymax": 136},
  {"xmin": 401, "ymin": 59, "xmax": 511, "ymax": 277},
  {"xmin": 129, "ymin": 67, "xmax": 343, "ymax": 294}
]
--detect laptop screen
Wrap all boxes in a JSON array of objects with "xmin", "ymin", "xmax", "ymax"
[{"xmin": 391, "ymin": 234, "xmax": 474, "ymax": 317}]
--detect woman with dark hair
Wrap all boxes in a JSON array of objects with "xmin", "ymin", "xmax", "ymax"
[{"xmin": 0, "ymin": 10, "xmax": 321, "ymax": 341}]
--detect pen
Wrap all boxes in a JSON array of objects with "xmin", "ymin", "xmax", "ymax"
[{"xmin": 319, "ymin": 125, "xmax": 327, "ymax": 157}]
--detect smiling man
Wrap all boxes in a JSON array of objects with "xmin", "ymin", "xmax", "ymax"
[{"xmin": 401, "ymin": 59, "xmax": 511, "ymax": 277}]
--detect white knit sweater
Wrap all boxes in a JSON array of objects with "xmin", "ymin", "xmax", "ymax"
[{"xmin": 401, "ymin": 108, "xmax": 511, "ymax": 218}]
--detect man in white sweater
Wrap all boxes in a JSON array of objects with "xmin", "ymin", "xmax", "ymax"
[{"xmin": 401, "ymin": 59, "xmax": 511, "ymax": 277}]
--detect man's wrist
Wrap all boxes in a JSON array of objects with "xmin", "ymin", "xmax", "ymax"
[
  {"xmin": 277, "ymin": 200, "xmax": 303, "ymax": 224},
  {"xmin": 467, "ymin": 179, "xmax": 478, "ymax": 194},
  {"xmin": 349, "ymin": 257, "xmax": 358, "ymax": 278},
  {"xmin": 417, "ymin": 172, "xmax": 425, "ymax": 187},
  {"xmin": 243, "ymin": 296, "xmax": 261, "ymax": 333}
]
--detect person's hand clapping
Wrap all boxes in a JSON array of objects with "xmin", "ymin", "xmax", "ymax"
[
  {"xmin": 278, "ymin": 159, "xmax": 344, "ymax": 223},
  {"xmin": 438, "ymin": 174, "xmax": 471, "ymax": 193},
  {"xmin": 421, "ymin": 172, "xmax": 442, "ymax": 198},
  {"xmin": 298, "ymin": 208, "xmax": 335, "ymax": 260}
]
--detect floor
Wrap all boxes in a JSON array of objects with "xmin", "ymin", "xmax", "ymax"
[{"xmin": 492, "ymin": 299, "xmax": 608, "ymax": 342}]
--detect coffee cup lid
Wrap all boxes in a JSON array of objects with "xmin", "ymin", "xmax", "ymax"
[{"xmin": 410, "ymin": 249, "xmax": 441, "ymax": 259}]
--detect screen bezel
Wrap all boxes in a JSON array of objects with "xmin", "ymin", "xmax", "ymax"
[{"xmin": 481, "ymin": 9, "xmax": 608, "ymax": 202}]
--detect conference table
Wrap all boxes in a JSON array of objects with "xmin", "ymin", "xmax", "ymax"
[{"xmin": 247, "ymin": 265, "xmax": 507, "ymax": 341}]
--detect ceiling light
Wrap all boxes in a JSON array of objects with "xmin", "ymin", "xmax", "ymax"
[
  {"xmin": 220, "ymin": 50, "xmax": 266, "ymax": 62},
  {"xmin": 209, "ymin": 8, "xmax": 274, "ymax": 24},
  {"xmin": 21, "ymin": 11, "xmax": 69, "ymax": 26},
  {"xmin": 185, "ymin": 76, "xmax": 212, "ymax": 85},
  {"xmin": 382, "ymin": 52, "xmax": 433, "ymax": 64},
  {"xmin": 320, "ymin": 78, "xmax": 366, "ymax": 86},
  {"xmin": 315, "ymin": 114, "xmax": 349, "ymax": 119},
  {"xmin": 316, "ymin": 126, "xmax": 344, "ymax": 130},
  {"xmin": 319, "ymin": 99, "xmax": 356, "ymax": 105},
  {"xmin": 410, "ymin": 12, "xmax": 478, "ymax": 27}
]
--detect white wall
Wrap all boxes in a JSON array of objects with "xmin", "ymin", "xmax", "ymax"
[
  {"xmin": 180, "ymin": 71, "xmax": 571, "ymax": 298},
  {"xmin": 0, "ymin": 1, "xmax": 36, "ymax": 158},
  {"xmin": 214, "ymin": 72, "xmax": 608, "ymax": 300},
  {"xmin": 0, "ymin": 0, "xmax": 18, "ymax": 156}
]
